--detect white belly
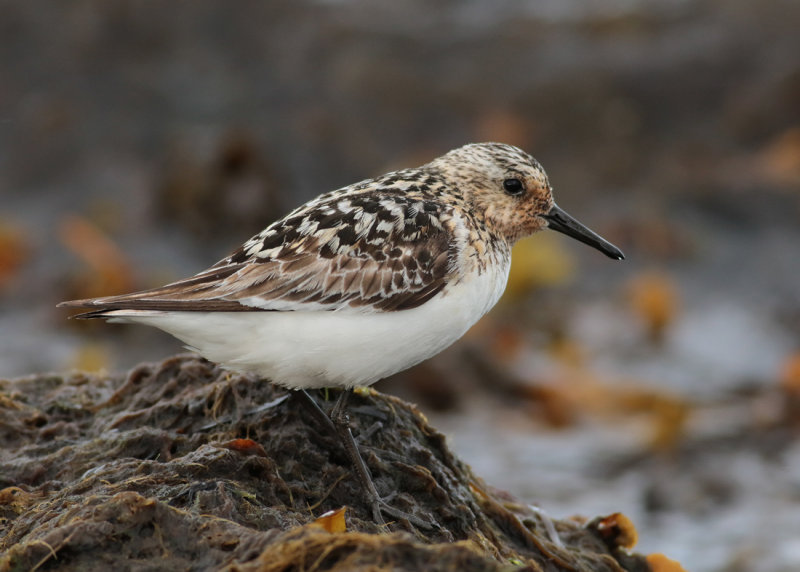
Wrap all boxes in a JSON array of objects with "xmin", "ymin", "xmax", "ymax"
[{"xmin": 111, "ymin": 263, "xmax": 510, "ymax": 389}]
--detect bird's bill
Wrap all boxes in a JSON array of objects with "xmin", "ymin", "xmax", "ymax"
[{"xmin": 542, "ymin": 204, "xmax": 625, "ymax": 260}]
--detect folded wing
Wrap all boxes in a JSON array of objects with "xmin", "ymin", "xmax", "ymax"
[{"xmin": 60, "ymin": 193, "xmax": 457, "ymax": 316}]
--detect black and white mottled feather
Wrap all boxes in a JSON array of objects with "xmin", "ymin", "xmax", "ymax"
[{"xmin": 60, "ymin": 142, "xmax": 622, "ymax": 388}]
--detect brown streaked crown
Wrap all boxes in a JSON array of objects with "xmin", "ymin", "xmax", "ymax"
[{"xmin": 428, "ymin": 142, "xmax": 554, "ymax": 244}]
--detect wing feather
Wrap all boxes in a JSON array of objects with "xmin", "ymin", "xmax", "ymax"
[{"xmin": 59, "ymin": 191, "xmax": 459, "ymax": 316}]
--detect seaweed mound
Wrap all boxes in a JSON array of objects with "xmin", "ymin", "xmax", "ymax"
[{"xmin": 1, "ymin": 354, "xmax": 649, "ymax": 571}]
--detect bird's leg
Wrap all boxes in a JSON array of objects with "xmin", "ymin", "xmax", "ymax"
[
  {"xmin": 295, "ymin": 389, "xmax": 385, "ymax": 525},
  {"xmin": 329, "ymin": 389, "xmax": 387, "ymax": 525},
  {"xmin": 296, "ymin": 389, "xmax": 434, "ymax": 530},
  {"xmin": 296, "ymin": 389, "xmax": 338, "ymax": 433}
]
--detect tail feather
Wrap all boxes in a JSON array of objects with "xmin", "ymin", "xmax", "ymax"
[
  {"xmin": 57, "ymin": 262, "xmax": 254, "ymax": 317},
  {"xmin": 57, "ymin": 264, "xmax": 268, "ymax": 319},
  {"xmin": 58, "ymin": 297, "xmax": 266, "ymax": 317}
]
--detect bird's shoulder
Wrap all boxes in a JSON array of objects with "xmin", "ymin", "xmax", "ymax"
[
  {"xmin": 209, "ymin": 171, "xmax": 465, "ymax": 311},
  {"xmin": 68, "ymin": 171, "xmax": 481, "ymax": 315}
]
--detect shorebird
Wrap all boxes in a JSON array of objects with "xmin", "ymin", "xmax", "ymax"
[{"xmin": 60, "ymin": 142, "xmax": 624, "ymax": 527}]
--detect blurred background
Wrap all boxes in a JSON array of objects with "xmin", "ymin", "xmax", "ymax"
[{"xmin": 2, "ymin": 1, "xmax": 799, "ymax": 570}]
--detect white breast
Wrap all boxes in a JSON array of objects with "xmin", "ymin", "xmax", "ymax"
[{"xmin": 110, "ymin": 259, "xmax": 511, "ymax": 389}]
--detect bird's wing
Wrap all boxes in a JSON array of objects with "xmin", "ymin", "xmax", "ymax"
[{"xmin": 59, "ymin": 191, "xmax": 458, "ymax": 316}]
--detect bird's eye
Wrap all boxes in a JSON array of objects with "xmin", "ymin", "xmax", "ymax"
[{"xmin": 503, "ymin": 178, "xmax": 525, "ymax": 196}]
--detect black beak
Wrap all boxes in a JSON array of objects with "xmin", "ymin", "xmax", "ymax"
[{"xmin": 541, "ymin": 204, "xmax": 624, "ymax": 260}]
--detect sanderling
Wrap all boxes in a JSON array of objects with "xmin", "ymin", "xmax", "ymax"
[{"xmin": 60, "ymin": 142, "xmax": 624, "ymax": 527}]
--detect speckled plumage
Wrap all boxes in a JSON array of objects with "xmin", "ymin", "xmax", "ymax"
[{"xmin": 60, "ymin": 142, "xmax": 622, "ymax": 389}]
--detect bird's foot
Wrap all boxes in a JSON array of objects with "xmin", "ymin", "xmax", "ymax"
[{"xmin": 296, "ymin": 389, "xmax": 436, "ymax": 530}]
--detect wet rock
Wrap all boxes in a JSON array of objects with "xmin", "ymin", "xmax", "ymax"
[{"xmin": 1, "ymin": 354, "xmax": 649, "ymax": 571}]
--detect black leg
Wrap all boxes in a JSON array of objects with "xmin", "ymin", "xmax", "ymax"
[
  {"xmin": 329, "ymin": 390, "xmax": 386, "ymax": 525},
  {"xmin": 296, "ymin": 389, "xmax": 338, "ymax": 434},
  {"xmin": 295, "ymin": 389, "xmax": 384, "ymax": 524},
  {"xmin": 295, "ymin": 389, "xmax": 434, "ymax": 530}
]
